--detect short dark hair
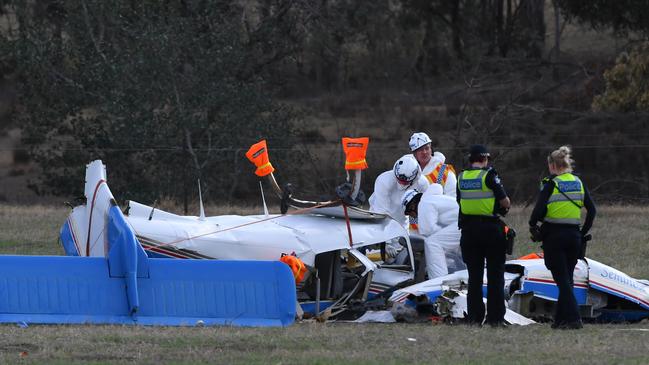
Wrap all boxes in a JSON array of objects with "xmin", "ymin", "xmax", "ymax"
[{"xmin": 469, "ymin": 155, "xmax": 488, "ymax": 163}]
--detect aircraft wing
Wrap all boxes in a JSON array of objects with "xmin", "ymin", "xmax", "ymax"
[
  {"xmin": 126, "ymin": 201, "xmax": 408, "ymax": 267},
  {"xmin": 306, "ymin": 205, "xmax": 387, "ymax": 220}
]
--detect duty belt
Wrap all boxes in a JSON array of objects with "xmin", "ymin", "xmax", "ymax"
[{"xmin": 462, "ymin": 215, "xmax": 499, "ymax": 223}]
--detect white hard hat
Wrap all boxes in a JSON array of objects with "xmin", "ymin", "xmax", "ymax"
[
  {"xmin": 409, "ymin": 132, "xmax": 432, "ymax": 152},
  {"xmin": 393, "ymin": 155, "xmax": 420, "ymax": 188},
  {"xmin": 401, "ymin": 189, "xmax": 422, "ymax": 208}
]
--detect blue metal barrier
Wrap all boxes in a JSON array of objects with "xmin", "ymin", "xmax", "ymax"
[{"xmin": 0, "ymin": 206, "xmax": 296, "ymax": 327}]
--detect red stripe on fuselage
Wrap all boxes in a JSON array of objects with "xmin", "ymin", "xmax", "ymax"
[
  {"xmin": 589, "ymin": 279, "xmax": 649, "ymax": 308},
  {"xmin": 525, "ymin": 277, "xmax": 588, "ymax": 288},
  {"xmin": 85, "ymin": 179, "xmax": 106, "ymax": 256}
]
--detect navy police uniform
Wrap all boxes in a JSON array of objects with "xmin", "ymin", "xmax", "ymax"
[
  {"xmin": 529, "ymin": 173, "xmax": 596, "ymax": 328},
  {"xmin": 457, "ymin": 145, "xmax": 509, "ymax": 326}
]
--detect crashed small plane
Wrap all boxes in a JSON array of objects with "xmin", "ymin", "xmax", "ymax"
[
  {"xmin": 60, "ymin": 139, "xmax": 649, "ymax": 323},
  {"xmin": 61, "ymin": 138, "xmax": 421, "ymax": 317}
]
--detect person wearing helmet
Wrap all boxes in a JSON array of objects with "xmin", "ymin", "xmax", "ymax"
[
  {"xmin": 409, "ymin": 132, "xmax": 457, "ymax": 198},
  {"xmin": 403, "ymin": 183, "xmax": 463, "ymax": 279},
  {"xmin": 368, "ymin": 155, "xmax": 429, "ymax": 228},
  {"xmin": 456, "ymin": 144, "xmax": 511, "ymax": 327}
]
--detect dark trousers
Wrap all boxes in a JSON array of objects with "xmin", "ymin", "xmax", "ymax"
[
  {"xmin": 542, "ymin": 225, "xmax": 582, "ymax": 325},
  {"xmin": 460, "ymin": 220, "xmax": 506, "ymax": 324}
]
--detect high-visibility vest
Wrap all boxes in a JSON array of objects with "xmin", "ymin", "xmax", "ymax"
[
  {"xmin": 245, "ymin": 140, "xmax": 274, "ymax": 177},
  {"xmin": 458, "ymin": 168, "xmax": 495, "ymax": 216},
  {"xmin": 544, "ymin": 173, "xmax": 584, "ymax": 225},
  {"xmin": 280, "ymin": 253, "xmax": 306, "ymax": 284},
  {"xmin": 424, "ymin": 163, "xmax": 455, "ymax": 186},
  {"xmin": 342, "ymin": 137, "xmax": 369, "ymax": 170}
]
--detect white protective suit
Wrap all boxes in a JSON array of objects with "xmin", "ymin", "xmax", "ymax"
[
  {"xmin": 369, "ymin": 170, "xmax": 428, "ymax": 229},
  {"xmin": 420, "ymin": 151, "xmax": 457, "ymax": 198},
  {"xmin": 417, "ymin": 183, "xmax": 463, "ymax": 279}
]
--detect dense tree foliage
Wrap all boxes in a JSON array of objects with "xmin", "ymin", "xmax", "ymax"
[
  {"xmin": 3, "ymin": 1, "xmax": 301, "ymax": 203},
  {"xmin": 0, "ymin": 0, "xmax": 554, "ymax": 203},
  {"xmin": 1, "ymin": 1, "xmax": 647, "ymax": 204}
]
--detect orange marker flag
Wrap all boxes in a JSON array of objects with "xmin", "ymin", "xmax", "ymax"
[
  {"xmin": 245, "ymin": 140, "xmax": 275, "ymax": 177},
  {"xmin": 342, "ymin": 137, "xmax": 369, "ymax": 170}
]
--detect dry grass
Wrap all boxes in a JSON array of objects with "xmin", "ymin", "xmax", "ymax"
[
  {"xmin": 0, "ymin": 203, "xmax": 648, "ymax": 364},
  {"xmin": 1, "ymin": 322, "xmax": 649, "ymax": 364},
  {"xmin": 0, "ymin": 205, "xmax": 68, "ymax": 256},
  {"xmin": 506, "ymin": 205, "xmax": 649, "ymax": 279}
]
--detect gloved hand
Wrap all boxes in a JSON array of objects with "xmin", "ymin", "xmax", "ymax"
[
  {"xmin": 385, "ymin": 243, "xmax": 400, "ymax": 258},
  {"xmin": 496, "ymin": 205, "xmax": 509, "ymax": 217},
  {"xmin": 529, "ymin": 225, "xmax": 542, "ymax": 242}
]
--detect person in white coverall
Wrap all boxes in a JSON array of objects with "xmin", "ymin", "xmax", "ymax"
[
  {"xmin": 403, "ymin": 183, "xmax": 463, "ymax": 279},
  {"xmin": 369, "ymin": 155, "xmax": 429, "ymax": 228},
  {"xmin": 409, "ymin": 132, "xmax": 457, "ymax": 198},
  {"xmin": 369, "ymin": 155, "xmax": 428, "ymax": 258}
]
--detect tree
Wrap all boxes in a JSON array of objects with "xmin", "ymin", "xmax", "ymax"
[
  {"xmin": 2, "ymin": 1, "xmax": 302, "ymax": 205},
  {"xmin": 400, "ymin": 0, "xmax": 546, "ymax": 70},
  {"xmin": 592, "ymin": 43, "xmax": 649, "ymax": 112},
  {"xmin": 555, "ymin": 1, "xmax": 649, "ymax": 111}
]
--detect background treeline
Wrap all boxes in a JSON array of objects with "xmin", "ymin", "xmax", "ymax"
[{"xmin": 0, "ymin": 0, "xmax": 648, "ymax": 210}]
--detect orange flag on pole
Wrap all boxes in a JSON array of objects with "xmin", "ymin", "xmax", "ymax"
[
  {"xmin": 342, "ymin": 137, "xmax": 369, "ymax": 170},
  {"xmin": 245, "ymin": 140, "xmax": 275, "ymax": 177}
]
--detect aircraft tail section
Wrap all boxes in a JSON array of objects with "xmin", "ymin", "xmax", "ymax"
[{"xmin": 60, "ymin": 160, "xmax": 116, "ymax": 257}]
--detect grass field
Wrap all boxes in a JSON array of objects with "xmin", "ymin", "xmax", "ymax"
[{"xmin": 0, "ymin": 204, "xmax": 648, "ymax": 364}]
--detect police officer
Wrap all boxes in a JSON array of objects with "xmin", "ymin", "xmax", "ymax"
[
  {"xmin": 457, "ymin": 144, "xmax": 511, "ymax": 326},
  {"xmin": 529, "ymin": 146, "xmax": 596, "ymax": 329}
]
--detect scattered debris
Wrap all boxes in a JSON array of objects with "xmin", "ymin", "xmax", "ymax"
[{"xmin": 353, "ymin": 311, "xmax": 396, "ymax": 323}]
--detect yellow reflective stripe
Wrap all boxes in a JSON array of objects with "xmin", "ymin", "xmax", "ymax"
[
  {"xmin": 257, "ymin": 162, "xmax": 272, "ymax": 170},
  {"xmin": 425, "ymin": 174, "xmax": 434, "ymax": 184},
  {"xmin": 345, "ymin": 159, "xmax": 367, "ymax": 167}
]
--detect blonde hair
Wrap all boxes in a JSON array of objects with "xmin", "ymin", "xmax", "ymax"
[{"xmin": 547, "ymin": 145, "xmax": 574, "ymax": 173}]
